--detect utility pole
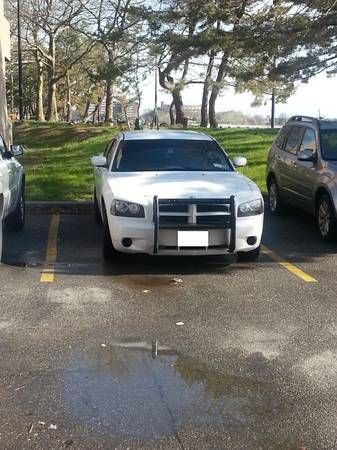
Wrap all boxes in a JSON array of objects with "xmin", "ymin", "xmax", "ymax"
[
  {"xmin": 154, "ymin": 64, "xmax": 159, "ymax": 130},
  {"xmin": 17, "ymin": 0, "xmax": 24, "ymax": 121},
  {"xmin": 271, "ymin": 88, "xmax": 275, "ymax": 129}
]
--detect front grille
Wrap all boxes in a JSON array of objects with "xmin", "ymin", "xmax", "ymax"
[
  {"xmin": 153, "ymin": 196, "xmax": 236, "ymax": 254},
  {"xmin": 158, "ymin": 198, "xmax": 232, "ymax": 228}
]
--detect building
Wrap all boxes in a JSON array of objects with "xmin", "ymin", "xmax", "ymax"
[
  {"xmin": 124, "ymin": 102, "xmax": 138, "ymax": 121},
  {"xmin": 87, "ymin": 97, "xmax": 139, "ymax": 122},
  {"xmin": 160, "ymin": 102, "xmax": 170, "ymax": 113},
  {"xmin": 159, "ymin": 102, "xmax": 201, "ymax": 120},
  {"xmin": 183, "ymin": 105, "xmax": 201, "ymax": 120},
  {"xmin": 0, "ymin": 0, "xmax": 11, "ymax": 143}
]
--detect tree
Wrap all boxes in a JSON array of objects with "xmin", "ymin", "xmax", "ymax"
[
  {"xmin": 78, "ymin": 0, "xmax": 147, "ymax": 122},
  {"xmin": 17, "ymin": 0, "xmax": 92, "ymax": 121},
  {"xmin": 150, "ymin": 0, "xmax": 210, "ymax": 124},
  {"xmin": 233, "ymin": 0, "xmax": 314, "ymax": 126}
]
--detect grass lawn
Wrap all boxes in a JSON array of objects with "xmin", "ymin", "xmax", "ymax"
[{"xmin": 14, "ymin": 122, "xmax": 277, "ymax": 201}]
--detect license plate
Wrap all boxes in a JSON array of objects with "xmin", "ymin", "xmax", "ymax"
[{"xmin": 177, "ymin": 231, "xmax": 209, "ymax": 247}]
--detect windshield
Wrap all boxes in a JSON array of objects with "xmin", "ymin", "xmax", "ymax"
[
  {"xmin": 112, "ymin": 139, "xmax": 233, "ymax": 172},
  {"xmin": 320, "ymin": 129, "xmax": 337, "ymax": 160}
]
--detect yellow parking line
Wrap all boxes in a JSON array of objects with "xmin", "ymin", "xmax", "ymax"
[
  {"xmin": 261, "ymin": 244, "xmax": 317, "ymax": 283},
  {"xmin": 40, "ymin": 214, "xmax": 60, "ymax": 283}
]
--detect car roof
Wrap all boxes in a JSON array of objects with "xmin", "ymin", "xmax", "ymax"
[
  {"xmin": 121, "ymin": 130, "xmax": 213, "ymax": 141},
  {"xmin": 286, "ymin": 116, "xmax": 337, "ymax": 129},
  {"xmin": 319, "ymin": 120, "xmax": 337, "ymax": 130}
]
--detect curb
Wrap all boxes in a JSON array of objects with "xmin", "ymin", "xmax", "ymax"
[{"xmin": 27, "ymin": 201, "xmax": 94, "ymax": 215}]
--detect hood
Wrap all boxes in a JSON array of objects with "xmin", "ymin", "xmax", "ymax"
[{"xmin": 108, "ymin": 171, "xmax": 261, "ymax": 203}]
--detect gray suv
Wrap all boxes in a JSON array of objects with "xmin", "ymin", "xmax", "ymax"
[{"xmin": 266, "ymin": 116, "xmax": 337, "ymax": 241}]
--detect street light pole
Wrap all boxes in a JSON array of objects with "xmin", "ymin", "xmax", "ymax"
[
  {"xmin": 17, "ymin": 0, "xmax": 24, "ymax": 121},
  {"xmin": 271, "ymin": 88, "xmax": 275, "ymax": 129},
  {"xmin": 154, "ymin": 64, "xmax": 159, "ymax": 130}
]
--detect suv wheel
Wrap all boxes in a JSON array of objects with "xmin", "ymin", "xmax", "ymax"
[
  {"xmin": 6, "ymin": 186, "xmax": 25, "ymax": 231},
  {"xmin": 268, "ymin": 178, "xmax": 283, "ymax": 215},
  {"xmin": 317, "ymin": 194, "xmax": 337, "ymax": 242},
  {"xmin": 237, "ymin": 246, "xmax": 260, "ymax": 262}
]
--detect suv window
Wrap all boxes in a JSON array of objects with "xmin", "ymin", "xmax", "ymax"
[
  {"xmin": 284, "ymin": 126, "xmax": 305, "ymax": 155},
  {"xmin": 300, "ymin": 128, "xmax": 316, "ymax": 153},
  {"xmin": 320, "ymin": 129, "xmax": 337, "ymax": 161},
  {"xmin": 275, "ymin": 126, "xmax": 289, "ymax": 149}
]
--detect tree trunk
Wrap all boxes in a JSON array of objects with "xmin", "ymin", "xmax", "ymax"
[
  {"xmin": 83, "ymin": 98, "xmax": 91, "ymax": 121},
  {"xmin": 66, "ymin": 74, "xmax": 72, "ymax": 122},
  {"xmin": 46, "ymin": 33, "xmax": 58, "ymax": 122},
  {"xmin": 105, "ymin": 78, "xmax": 113, "ymax": 122},
  {"xmin": 169, "ymin": 101, "xmax": 175, "ymax": 125},
  {"xmin": 200, "ymin": 52, "xmax": 215, "ymax": 128},
  {"xmin": 85, "ymin": 96, "xmax": 103, "ymax": 123},
  {"xmin": 159, "ymin": 69, "xmax": 186, "ymax": 125},
  {"xmin": 209, "ymin": 53, "xmax": 228, "ymax": 129},
  {"xmin": 136, "ymin": 88, "xmax": 141, "ymax": 119},
  {"xmin": 46, "ymin": 80, "xmax": 58, "ymax": 121},
  {"xmin": 172, "ymin": 89, "xmax": 184, "ymax": 124},
  {"xmin": 208, "ymin": 3, "xmax": 248, "ymax": 128},
  {"xmin": 35, "ymin": 50, "xmax": 45, "ymax": 121}
]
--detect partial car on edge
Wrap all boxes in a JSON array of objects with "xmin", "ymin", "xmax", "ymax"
[
  {"xmin": 0, "ymin": 137, "xmax": 25, "ymax": 232},
  {"xmin": 266, "ymin": 115, "xmax": 337, "ymax": 241},
  {"xmin": 92, "ymin": 130, "xmax": 264, "ymax": 262}
]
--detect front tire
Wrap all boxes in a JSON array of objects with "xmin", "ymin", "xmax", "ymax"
[
  {"xmin": 6, "ymin": 186, "xmax": 25, "ymax": 231},
  {"xmin": 237, "ymin": 245, "xmax": 260, "ymax": 262},
  {"xmin": 102, "ymin": 202, "xmax": 118, "ymax": 260},
  {"xmin": 317, "ymin": 194, "xmax": 337, "ymax": 242},
  {"xmin": 94, "ymin": 190, "xmax": 102, "ymax": 224},
  {"xmin": 267, "ymin": 177, "xmax": 284, "ymax": 215}
]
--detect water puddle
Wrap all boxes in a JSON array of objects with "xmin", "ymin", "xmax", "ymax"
[{"xmin": 64, "ymin": 340, "xmax": 262, "ymax": 439}]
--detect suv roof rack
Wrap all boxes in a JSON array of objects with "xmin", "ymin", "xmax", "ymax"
[{"xmin": 288, "ymin": 115, "xmax": 319, "ymax": 124}]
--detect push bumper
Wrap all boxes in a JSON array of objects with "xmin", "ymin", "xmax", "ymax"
[{"xmin": 107, "ymin": 195, "xmax": 263, "ymax": 256}]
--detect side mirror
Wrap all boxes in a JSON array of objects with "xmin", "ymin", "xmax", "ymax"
[
  {"xmin": 11, "ymin": 144, "xmax": 24, "ymax": 157},
  {"xmin": 91, "ymin": 155, "xmax": 107, "ymax": 167},
  {"xmin": 233, "ymin": 156, "xmax": 247, "ymax": 168},
  {"xmin": 297, "ymin": 148, "xmax": 316, "ymax": 162}
]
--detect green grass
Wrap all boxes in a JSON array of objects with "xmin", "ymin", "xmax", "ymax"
[
  {"xmin": 14, "ymin": 122, "xmax": 277, "ymax": 201},
  {"xmin": 14, "ymin": 122, "xmax": 118, "ymax": 201}
]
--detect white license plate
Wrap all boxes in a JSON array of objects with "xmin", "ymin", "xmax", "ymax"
[{"xmin": 177, "ymin": 231, "xmax": 209, "ymax": 247}]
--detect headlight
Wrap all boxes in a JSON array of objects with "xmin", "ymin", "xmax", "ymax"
[
  {"xmin": 238, "ymin": 199, "xmax": 263, "ymax": 217},
  {"xmin": 110, "ymin": 200, "xmax": 145, "ymax": 218}
]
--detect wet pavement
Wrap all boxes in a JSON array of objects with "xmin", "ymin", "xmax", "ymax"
[{"xmin": 1, "ymin": 211, "xmax": 337, "ymax": 448}]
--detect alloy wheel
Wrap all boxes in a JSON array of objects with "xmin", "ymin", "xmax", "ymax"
[
  {"xmin": 269, "ymin": 182, "xmax": 277, "ymax": 212},
  {"xmin": 318, "ymin": 200, "xmax": 330, "ymax": 238},
  {"xmin": 19, "ymin": 194, "xmax": 24, "ymax": 222}
]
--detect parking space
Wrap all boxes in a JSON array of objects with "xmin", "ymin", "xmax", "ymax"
[{"xmin": 1, "ymin": 211, "xmax": 337, "ymax": 448}]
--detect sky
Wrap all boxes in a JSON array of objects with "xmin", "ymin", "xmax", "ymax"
[{"xmin": 140, "ymin": 72, "xmax": 337, "ymax": 120}]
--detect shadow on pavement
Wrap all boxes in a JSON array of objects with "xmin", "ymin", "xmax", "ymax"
[{"xmin": 2, "ymin": 209, "xmax": 337, "ymax": 277}]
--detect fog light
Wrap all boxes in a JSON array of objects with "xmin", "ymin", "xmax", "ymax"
[
  {"xmin": 247, "ymin": 236, "xmax": 257, "ymax": 245},
  {"xmin": 122, "ymin": 238, "xmax": 133, "ymax": 248}
]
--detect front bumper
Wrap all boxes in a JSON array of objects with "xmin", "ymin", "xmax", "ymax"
[{"xmin": 107, "ymin": 196, "xmax": 263, "ymax": 255}]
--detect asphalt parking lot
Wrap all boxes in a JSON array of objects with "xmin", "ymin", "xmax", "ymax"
[{"xmin": 1, "ymin": 209, "xmax": 337, "ymax": 449}]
